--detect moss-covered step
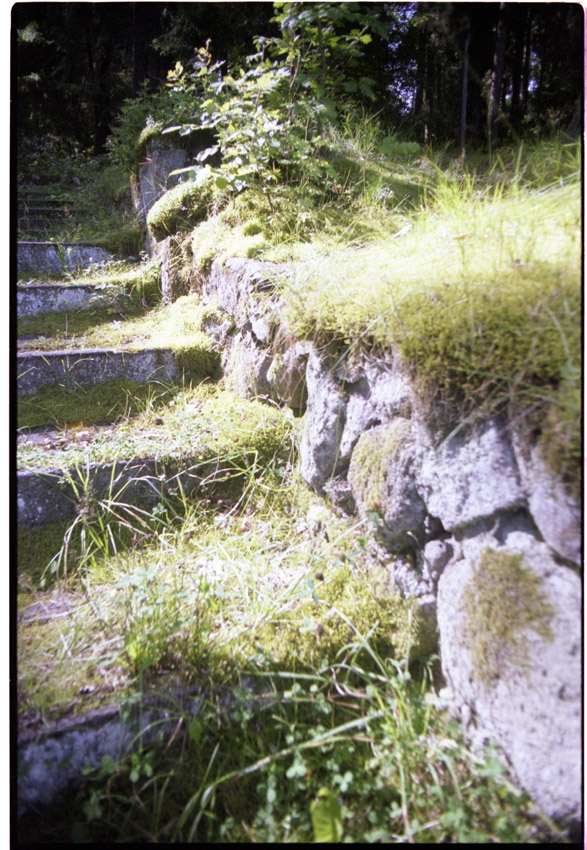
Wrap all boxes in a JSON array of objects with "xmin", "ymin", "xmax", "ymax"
[
  {"xmin": 17, "ymin": 242, "xmax": 112, "ymax": 275},
  {"xmin": 17, "ymin": 384, "xmax": 292, "ymax": 531},
  {"xmin": 17, "ymin": 347, "xmax": 193, "ymax": 396},
  {"xmin": 17, "ymin": 282, "xmax": 116, "ymax": 318}
]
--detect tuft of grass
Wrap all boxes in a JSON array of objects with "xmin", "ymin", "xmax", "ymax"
[{"xmin": 281, "ymin": 177, "xmax": 580, "ymax": 484}]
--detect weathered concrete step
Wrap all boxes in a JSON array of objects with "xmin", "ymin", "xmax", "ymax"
[
  {"xmin": 18, "ymin": 693, "xmax": 194, "ymax": 817},
  {"xmin": 17, "ymin": 242, "xmax": 112, "ymax": 275},
  {"xmin": 17, "ymin": 347, "xmax": 181, "ymax": 396},
  {"xmin": 17, "ymin": 456, "xmax": 207, "ymax": 527},
  {"xmin": 17, "ymin": 282, "xmax": 115, "ymax": 317},
  {"xmin": 17, "ymin": 672, "xmax": 268, "ymax": 819}
]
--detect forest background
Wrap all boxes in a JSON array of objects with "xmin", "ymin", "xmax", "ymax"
[{"xmin": 13, "ymin": 1, "xmax": 583, "ymax": 161}]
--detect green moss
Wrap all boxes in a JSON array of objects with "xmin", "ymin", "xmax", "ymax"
[
  {"xmin": 136, "ymin": 121, "xmax": 164, "ymax": 155},
  {"xmin": 18, "ymin": 378, "xmax": 179, "ymax": 429},
  {"xmin": 536, "ymin": 376, "xmax": 581, "ymax": 496},
  {"xmin": 173, "ymin": 336, "xmax": 221, "ymax": 379},
  {"xmin": 462, "ymin": 548, "xmax": 555, "ymax": 687},
  {"xmin": 349, "ymin": 420, "xmax": 411, "ymax": 515},
  {"xmin": 190, "ymin": 211, "xmax": 268, "ymax": 273},
  {"xmin": 242, "ymin": 567, "xmax": 436, "ymax": 672},
  {"xmin": 284, "ymin": 181, "xmax": 581, "ymax": 484},
  {"xmin": 147, "ymin": 181, "xmax": 216, "ymax": 240}
]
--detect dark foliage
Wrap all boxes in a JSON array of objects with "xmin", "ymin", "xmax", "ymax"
[{"xmin": 13, "ymin": 2, "xmax": 583, "ymax": 156}]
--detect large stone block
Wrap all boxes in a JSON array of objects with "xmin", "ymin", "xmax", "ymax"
[
  {"xmin": 437, "ymin": 518, "xmax": 581, "ymax": 829},
  {"xmin": 299, "ymin": 346, "xmax": 347, "ymax": 492},
  {"xmin": 417, "ymin": 419, "xmax": 525, "ymax": 530},
  {"xmin": 348, "ymin": 419, "xmax": 429, "ymax": 551}
]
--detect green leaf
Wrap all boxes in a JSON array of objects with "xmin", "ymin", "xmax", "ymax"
[
  {"xmin": 285, "ymin": 751, "xmax": 306, "ymax": 779},
  {"xmin": 188, "ymin": 718, "xmax": 203, "ymax": 747},
  {"xmin": 311, "ymin": 788, "xmax": 343, "ymax": 843},
  {"xmin": 215, "ymin": 176, "xmax": 230, "ymax": 190}
]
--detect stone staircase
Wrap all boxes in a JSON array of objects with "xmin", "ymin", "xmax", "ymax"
[
  {"xmin": 15, "ymin": 241, "xmax": 231, "ymax": 533},
  {"xmin": 15, "ymin": 242, "xmax": 257, "ymax": 815},
  {"xmin": 17, "ymin": 191, "xmax": 92, "ymax": 240}
]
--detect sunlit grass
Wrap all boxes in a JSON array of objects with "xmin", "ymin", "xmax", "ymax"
[
  {"xmin": 17, "ymin": 292, "xmax": 225, "ymax": 354},
  {"xmin": 17, "ymin": 382, "xmax": 292, "ymax": 472},
  {"xmin": 17, "ymin": 136, "xmax": 579, "ymax": 843}
]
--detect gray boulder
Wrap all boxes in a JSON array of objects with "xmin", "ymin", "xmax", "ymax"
[
  {"xmin": 417, "ymin": 419, "xmax": 525, "ymax": 531},
  {"xmin": 437, "ymin": 516, "xmax": 581, "ymax": 829},
  {"xmin": 512, "ymin": 429, "xmax": 581, "ymax": 566}
]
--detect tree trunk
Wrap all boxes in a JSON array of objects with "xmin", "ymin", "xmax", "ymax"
[
  {"xmin": 509, "ymin": 4, "xmax": 527, "ymax": 128},
  {"xmin": 460, "ymin": 16, "xmax": 471, "ymax": 150},
  {"xmin": 521, "ymin": 6, "xmax": 531, "ymax": 112},
  {"xmin": 132, "ymin": 1, "xmax": 145, "ymax": 92},
  {"xmin": 488, "ymin": 2, "xmax": 508, "ymax": 147}
]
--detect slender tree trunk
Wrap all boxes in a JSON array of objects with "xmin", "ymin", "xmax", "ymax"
[
  {"xmin": 489, "ymin": 2, "xmax": 508, "ymax": 146},
  {"xmin": 460, "ymin": 16, "xmax": 471, "ymax": 150},
  {"xmin": 521, "ymin": 6, "xmax": 531, "ymax": 112},
  {"xmin": 132, "ymin": 1, "xmax": 145, "ymax": 92},
  {"xmin": 509, "ymin": 5, "xmax": 526, "ymax": 128}
]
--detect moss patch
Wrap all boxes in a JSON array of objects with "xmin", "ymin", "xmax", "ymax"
[
  {"xmin": 17, "ymin": 294, "xmax": 228, "ymax": 360},
  {"xmin": 242, "ymin": 567, "xmax": 436, "ymax": 672},
  {"xmin": 174, "ymin": 336, "xmax": 221, "ymax": 379},
  {"xmin": 147, "ymin": 180, "xmax": 218, "ymax": 240},
  {"xmin": 462, "ymin": 548, "xmax": 555, "ymax": 687},
  {"xmin": 348, "ymin": 420, "xmax": 411, "ymax": 515},
  {"xmin": 17, "ymin": 378, "xmax": 180, "ymax": 429}
]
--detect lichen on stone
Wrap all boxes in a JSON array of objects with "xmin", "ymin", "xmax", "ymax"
[{"xmin": 462, "ymin": 547, "xmax": 555, "ymax": 687}]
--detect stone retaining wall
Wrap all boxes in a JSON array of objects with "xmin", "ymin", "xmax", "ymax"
[{"xmin": 193, "ymin": 256, "xmax": 582, "ymax": 831}]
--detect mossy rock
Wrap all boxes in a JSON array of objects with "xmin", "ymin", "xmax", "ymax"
[
  {"xmin": 462, "ymin": 548, "xmax": 555, "ymax": 687},
  {"xmin": 147, "ymin": 181, "xmax": 214, "ymax": 240},
  {"xmin": 243, "ymin": 567, "xmax": 437, "ymax": 672},
  {"xmin": 173, "ymin": 336, "xmax": 222, "ymax": 379}
]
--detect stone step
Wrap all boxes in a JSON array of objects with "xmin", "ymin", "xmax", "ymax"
[
  {"xmin": 17, "ymin": 282, "xmax": 114, "ymax": 317},
  {"xmin": 17, "ymin": 242, "xmax": 112, "ymax": 275},
  {"xmin": 17, "ymin": 455, "xmax": 205, "ymax": 528},
  {"xmin": 17, "ymin": 347, "xmax": 183, "ymax": 396},
  {"xmin": 17, "ymin": 670, "xmax": 267, "ymax": 819}
]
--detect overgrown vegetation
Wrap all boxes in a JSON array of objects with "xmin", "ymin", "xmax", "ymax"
[
  {"xmin": 17, "ymin": 137, "xmax": 144, "ymax": 254},
  {"xmin": 18, "ymin": 443, "xmax": 559, "ymax": 843},
  {"xmin": 16, "ymin": 3, "xmax": 581, "ymax": 841}
]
